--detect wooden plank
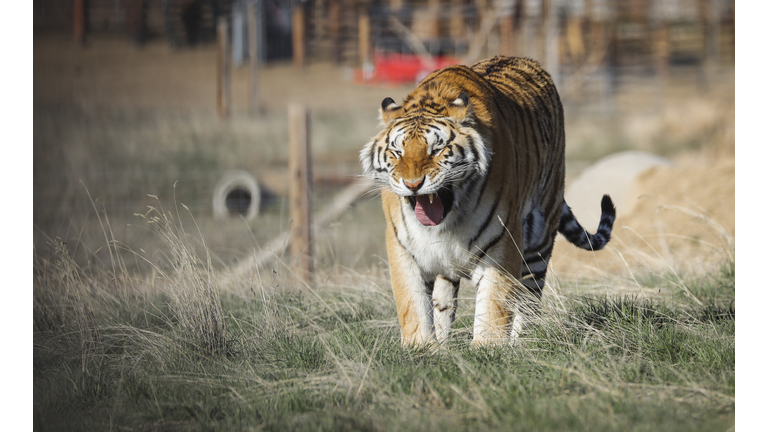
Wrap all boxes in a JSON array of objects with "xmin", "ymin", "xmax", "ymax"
[{"xmin": 288, "ymin": 105, "xmax": 313, "ymax": 283}]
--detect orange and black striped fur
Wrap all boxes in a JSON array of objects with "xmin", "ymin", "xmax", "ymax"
[{"xmin": 360, "ymin": 56, "xmax": 615, "ymax": 345}]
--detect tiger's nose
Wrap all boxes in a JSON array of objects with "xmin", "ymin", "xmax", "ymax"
[{"xmin": 403, "ymin": 178, "xmax": 424, "ymax": 192}]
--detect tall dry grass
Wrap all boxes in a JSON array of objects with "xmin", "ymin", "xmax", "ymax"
[
  {"xmin": 133, "ymin": 194, "xmax": 228, "ymax": 356},
  {"xmin": 33, "ymin": 200, "xmax": 734, "ymax": 431}
]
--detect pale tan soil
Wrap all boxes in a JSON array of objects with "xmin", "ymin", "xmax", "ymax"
[
  {"xmin": 550, "ymin": 153, "xmax": 735, "ymax": 284},
  {"xmin": 563, "ymin": 151, "xmax": 674, "ymax": 228}
]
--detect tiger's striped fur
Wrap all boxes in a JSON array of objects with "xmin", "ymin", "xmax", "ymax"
[{"xmin": 360, "ymin": 56, "xmax": 615, "ymax": 345}]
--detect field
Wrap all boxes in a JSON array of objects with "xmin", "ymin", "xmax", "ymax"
[{"xmin": 33, "ymin": 34, "xmax": 735, "ymax": 431}]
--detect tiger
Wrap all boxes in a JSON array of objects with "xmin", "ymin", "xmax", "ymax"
[{"xmin": 360, "ymin": 56, "xmax": 616, "ymax": 346}]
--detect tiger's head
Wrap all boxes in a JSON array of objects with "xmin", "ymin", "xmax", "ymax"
[{"xmin": 360, "ymin": 80, "xmax": 491, "ymax": 227}]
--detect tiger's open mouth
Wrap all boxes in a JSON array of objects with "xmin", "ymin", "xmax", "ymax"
[{"xmin": 406, "ymin": 187, "xmax": 454, "ymax": 226}]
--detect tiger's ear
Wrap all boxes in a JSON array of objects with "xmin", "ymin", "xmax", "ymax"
[
  {"xmin": 446, "ymin": 92, "xmax": 471, "ymax": 122},
  {"xmin": 380, "ymin": 97, "xmax": 404, "ymax": 124}
]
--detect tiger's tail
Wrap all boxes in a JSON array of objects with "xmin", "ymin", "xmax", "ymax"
[{"xmin": 558, "ymin": 195, "xmax": 616, "ymax": 251}]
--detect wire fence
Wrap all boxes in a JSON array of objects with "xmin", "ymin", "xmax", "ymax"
[
  {"xmin": 35, "ymin": 0, "xmax": 734, "ymax": 65},
  {"xmin": 34, "ymin": 0, "xmax": 735, "ymax": 269},
  {"xmin": 34, "ymin": 0, "xmax": 735, "ymax": 111}
]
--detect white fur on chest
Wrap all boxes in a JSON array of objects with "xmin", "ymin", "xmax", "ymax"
[{"xmin": 400, "ymin": 207, "xmax": 473, "ymax": 280}]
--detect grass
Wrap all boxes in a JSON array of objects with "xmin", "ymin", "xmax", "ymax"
[
  {"xmin": 33, "ymin": 196, "xmax": 735, "ymax": 431},
  {"xmin": 33, "ymin": 63, "xmax": 735, "ymax": 270},
  {"xmin": 32, "ymin": 104, "xmax": 386, "ymax": 273},
  {"xmin": 32, "ymin": 50, "xmax": 735, "ymax": 430}
]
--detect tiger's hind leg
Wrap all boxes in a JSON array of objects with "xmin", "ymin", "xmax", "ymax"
[{"xmin": 511, "ymin": 240, "xmax": 555, "ymax": 340}]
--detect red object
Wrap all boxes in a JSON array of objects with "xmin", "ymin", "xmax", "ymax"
[{"xmin": 353, "ymin": 53, "xmax": 462, "ymax": 85}]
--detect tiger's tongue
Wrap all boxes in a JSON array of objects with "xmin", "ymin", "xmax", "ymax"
[{"xmin": 414, "ymin": 194, "xmax": 444, "ymax": 226}]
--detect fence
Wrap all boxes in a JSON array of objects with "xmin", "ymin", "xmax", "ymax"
[
  {"xmin": 36, "ymin": 1, "xmax": 734, "ymax": 67},
  {"xmin": 34, "ymin": 0, "xmax": 735, "ymax": 277}
]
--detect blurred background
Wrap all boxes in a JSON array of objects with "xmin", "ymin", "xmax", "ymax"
[{"xmin": 33, "ymin": 0, "xmax": 735, "ymax": 276}]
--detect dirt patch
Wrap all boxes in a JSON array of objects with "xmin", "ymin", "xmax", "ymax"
[
  {"xmin": 563, "ymin": 151, "xmax": 673, "ymax": 229},
  {"xmin": 551, "ymin": 153, "xmax": 735, "ymax": 281},
  {"xmin": 33, "ymin": 34, "xmax": 403, "ymax": 114}
]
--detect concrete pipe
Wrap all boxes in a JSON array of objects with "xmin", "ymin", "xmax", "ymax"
[{"xmin": 212, "ymin": 170, "xmax": 261, "ymax": 220}]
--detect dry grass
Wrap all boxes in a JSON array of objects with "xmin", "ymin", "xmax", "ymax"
[
  {"xmin": 32, "ymin": 213, "xmax": 734, "ymax": 431},
  {"xmin": 32, "ymin": 35, "xmax": 735, "ymax": 431},
  {"xmin": 133, "ymin": 193, "xmax": 228, "ymax": 356}
]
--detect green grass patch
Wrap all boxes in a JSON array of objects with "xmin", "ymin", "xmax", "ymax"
[
  {"xmin": 33, "ymin": 200, "xmax": 734, "ymax": 431},
  {"xmin": 34, "ymin": 248, "xmax": 735, "ymax": 431}
]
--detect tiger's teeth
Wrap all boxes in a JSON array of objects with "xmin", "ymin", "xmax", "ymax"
[{"xmin": 429, "ymin": 194, "xmax": 434, "ymax": 204}]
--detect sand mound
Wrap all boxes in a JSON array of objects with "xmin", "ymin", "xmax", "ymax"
[
  {"xmin": 551, "ymin": 153, "xmax": 734, "ymax": 282},
  {"xmin": 564, "ymin": 151, "xmax": 673, "ymax": 228}
]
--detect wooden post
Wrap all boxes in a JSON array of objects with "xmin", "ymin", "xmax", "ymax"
[
  {"xmin": 358, "ymin": 10, "xmax": 371, "ymax": 67},
  {"xmin": 329, "ymin": 1, "xmax": 341, "ymax": 63},
  {"xmin": 292, "ymin": 4, "xmax": 306, "ymax": 68},
  {"xmin": 449, "ymin": 0, "xmax": 465, "ymax": 40},
  {"xmin": 126, "ymin": 0, "xmax": 145, "ymax": 45},
  {"xmin": 288, "ymin": 105, "xmax": 313, "ymax": 284},
  {"xmin": 247, "ymin": 0, "xmax": 260, "ymax": 114},
  {"xmin": 499, "ymin": 12, "xmax": 514, "ymax": 56},
  {"xmin": 425, "ymin": 0, "xmax": 441, "ymax": 41},
  {"xmin": 653, "ymin": 20, "xmax": 669, "ymax": 81},
  {"xmin": 73, "ymin": 0, "xmax": 86, "ymax": 44},
  {"xmin": 217, "ymin": 17, "xmax": 231, "ymax": 119},
  {"xmin": 699, "ymin": 0, "xmax": 720, "ymax": 66},
  {"xmin": 566, "ymin": 17, "xmax": 585, "ymax": 66}
]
